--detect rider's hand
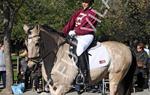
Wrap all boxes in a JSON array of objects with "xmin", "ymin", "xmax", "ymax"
[{"xmin": 68, "ymin": 30, "xmax": 76, "ymax": 36}]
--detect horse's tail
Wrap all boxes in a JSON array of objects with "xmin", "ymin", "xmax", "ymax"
[{"xmin": 122, "ymin": 50, "xmax": 137, "ymax": 95}]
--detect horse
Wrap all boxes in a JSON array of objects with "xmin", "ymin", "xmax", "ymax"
[{"xmin": 23, "ymin": 24, "xmax": 136, "ymax": 95}]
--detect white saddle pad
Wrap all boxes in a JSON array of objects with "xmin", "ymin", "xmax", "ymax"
[{"xmin": 88, "ymin": 42, "xmax": 110, "ymax": 69}]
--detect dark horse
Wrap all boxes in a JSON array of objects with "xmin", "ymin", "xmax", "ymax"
[{"xmin": 23, "ymin": 24, "xmax": 136, "ymax": 95}]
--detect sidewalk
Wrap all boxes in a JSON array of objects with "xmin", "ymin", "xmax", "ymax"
[{"xmin": 23, "ymin": 89, "xmax": 150, "ymax": 95}]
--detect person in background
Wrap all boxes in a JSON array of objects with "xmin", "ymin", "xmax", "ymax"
[
  {"xmin": 18, "ymin": 44, "xmax": 30, "ymax": 90},
  {"xmin": 0, "ymin": 42, "xmax": 6, "ymax": 88},
  {"xmin": 19, "ymin": 44, "xmax": 42, "ymax": 92},
  {"xmin": 135, "ymin": 42, "xmax": 149, "ymax": 90}
]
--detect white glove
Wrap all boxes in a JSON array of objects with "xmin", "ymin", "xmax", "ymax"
[{"xmin": 68, "ymin": 30, "xmax": 76, "ymax": 36}]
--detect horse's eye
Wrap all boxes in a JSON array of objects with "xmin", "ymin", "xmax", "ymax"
[
  {"xmin": 35, "ymin": 43, "xmax": 39, "ymax": 46},
  {"xmin": 28, "ymin": 30, "xmax": 32, "ymax": 35}
]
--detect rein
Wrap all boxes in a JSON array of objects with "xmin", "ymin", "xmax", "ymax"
[
  {"xmin": 28, "ymin": 35, "xmax": 39, "ymax": 39},
  {"xmin": 28, "ymin": 50, "xmax": 56, "ymax": 65}
]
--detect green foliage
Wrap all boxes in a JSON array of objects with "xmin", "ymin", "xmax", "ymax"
[
  {"xmin": 123, "ymin": 0, "xmax": 150, "ymax": 42},
  {"xmin": 0, "ymin": 2, "xmax": 4, "ymax": 36},
  {"xmin": 7, "ymin": 0, "xmax": 150, "ymax": 48}
]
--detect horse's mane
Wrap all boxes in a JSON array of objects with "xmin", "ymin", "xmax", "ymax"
[
  {"xmin": 39, "ymin": 24, "xmax": 61, "ymax": 53},
  {"xmin": 41, "ymin": 24, "xmax": 57, "ymax": 33},
  {"xmin": 40, "ymin": 24, "xmax": 65, "ymax": 37}
]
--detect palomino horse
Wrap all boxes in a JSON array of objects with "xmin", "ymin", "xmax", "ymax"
[{"xmin": 23, "ymin": 24, "xmax": 136, "ymax": 95}]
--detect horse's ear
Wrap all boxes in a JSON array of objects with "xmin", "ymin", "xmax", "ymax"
[
  {"xmin": 36, "ymin": 25, "xmax": 40, "ymax": 34},
  {"xmin": 37, "ymin": 25, "xmax": 40, "ymax": 33},
  {"xmin": 23, "ymin": 24, "xmax": 29, "ymax": 34}
]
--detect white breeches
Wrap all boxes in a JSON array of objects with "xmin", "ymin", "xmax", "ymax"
[{"xmin": 76, "ymin": 34, "xmax": 94, "ymax": 56}]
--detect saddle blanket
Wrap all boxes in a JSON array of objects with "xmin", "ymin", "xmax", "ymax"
[{"xmin": 88, "ymin": 42, "xmax": 110, "ymax": 69}]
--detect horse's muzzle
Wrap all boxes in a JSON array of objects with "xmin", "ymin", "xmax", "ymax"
[{"xmin": 27, "ymin": 60, "xmax": 36, "ymax": 68}]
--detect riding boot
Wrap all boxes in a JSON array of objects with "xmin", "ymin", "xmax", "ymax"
[{"xmin": 77, "ymin": 52, "xmax": 89, "ymax": 85}]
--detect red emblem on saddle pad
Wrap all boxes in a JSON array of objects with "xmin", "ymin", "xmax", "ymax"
[{"xmin": 99, "ymin": 60, "xmax": 106, "ymax": 64}]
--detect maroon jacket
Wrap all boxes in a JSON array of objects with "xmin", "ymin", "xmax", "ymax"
[{"xmin": 63, "ymin": 8, "xmax": 97, "ymax": 35}]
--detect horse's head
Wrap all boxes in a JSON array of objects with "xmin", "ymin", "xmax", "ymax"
[
  {"xmin": 23, "ymin": 24, "xmax": 41, "ymax": 68},
  {"xmin": 23, "ymin": 24, "xmax": 65, "ymax": 68}
]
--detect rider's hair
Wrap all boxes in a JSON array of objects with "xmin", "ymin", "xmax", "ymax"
[
  {"xmin": 137, "ymin": 42, "xmax": 145, "ymax": 50},
  {"xmin": 82, "ymin": 0, "xmax": 94, "ymax": 5}
]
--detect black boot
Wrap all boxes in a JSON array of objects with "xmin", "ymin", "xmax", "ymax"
[{"xmin": 76, "ymin": 52, "xmax": 89, "ymax": 85}]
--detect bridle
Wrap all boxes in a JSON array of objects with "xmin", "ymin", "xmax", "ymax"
[
  {"xmin": 26, "ymin": 28, "xmax": 64, "ymax": 86},
  {"xmin": 26, "ymin": 26, "xmax": 58, "ymax": 64}
]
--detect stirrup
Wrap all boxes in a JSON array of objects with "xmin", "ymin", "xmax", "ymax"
[{"xmin": 75, "ymin": 72, "xmax": 85, "ymax": 85}]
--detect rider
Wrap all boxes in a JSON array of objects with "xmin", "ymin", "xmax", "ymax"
[{"xmin": 63, "ymin": 0, "xmax": 97, "ymax": 84}]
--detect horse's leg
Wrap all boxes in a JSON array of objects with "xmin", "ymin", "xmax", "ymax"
[
  {"xmin": 109, "ymin": 72, "xmax": 126, "ymax": 95},
  {"xmin": 42, "ymin": 64, "xmax": 51, "ymax": 92},
  {"xmin": 109, "ymin": 63, "xmax": 136, "ymax": 95},
  {"xmin": 42, "ymin": 64, "xmax": 48, "ymax": 81}
]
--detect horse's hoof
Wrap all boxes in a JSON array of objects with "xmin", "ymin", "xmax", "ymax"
[
  {"xmin": 44, "ymin": 88, "xmax": 50, "ymax": 93},
  {"xmin": 77, "ymin": 90, "xmax": 84, "ymax": 95},
  {"xmin": 36, "ymin": 88, "xmax": 42, "ymax": 93}
]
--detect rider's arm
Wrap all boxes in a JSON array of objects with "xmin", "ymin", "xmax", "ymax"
[{"xmin": 62, "ymin": 9, "xmax": 81, "ymax": 36}]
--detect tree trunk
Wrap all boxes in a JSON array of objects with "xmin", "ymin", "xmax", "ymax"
[
  {"xmin": 0, "ymin": 1, "xmax": 25, "ymax": 94},
  {"xmin": 0, "ymin": 1, "xmax": 14, "ymax": 95},
  {"xmin": 2, "ymin": 28, "xmax": 13, "ymax": 95}
]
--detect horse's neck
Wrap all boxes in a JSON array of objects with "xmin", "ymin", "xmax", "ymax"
[
  {"xmin": 50, "ymin": 43, "xmax": 78, "ymax": 94},
  {"xmin": 41, "ymin": 28, "xmax": 65, "ymax": 47},
  {"xmin": 57, "ymin": 36, "xmax": 66, "ymax": 46},
  {"xmin": 53, "ymin": 43, "xmax": 76, "ymax": 70},
  {"xmin": 40, "ymin": 33, "xmax": 65, "ymax": 79},
  {"xmin": 56, "ymin": 43, "xmax": 70, "ymax": 62}
]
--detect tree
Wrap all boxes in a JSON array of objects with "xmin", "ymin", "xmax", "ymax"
[
  {"xmin": 0, "ymin": 0, "xmax": 25, "ymax": 94},
  {"xmin": 1, "ymin": 0, "xmax": 149, "ymax": 48}
]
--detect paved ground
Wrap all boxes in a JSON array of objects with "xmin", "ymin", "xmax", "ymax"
[
  {"xmin": 23, "ymin": 89, "xmax": 150, "ymax": 95},
  {"xmin": 1, "ymin": 82, "xmax": 149, "ymax": 95}
]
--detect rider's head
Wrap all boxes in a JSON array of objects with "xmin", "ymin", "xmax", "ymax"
[
  {"xmin": 82, "ymin": 0, "xmax": 94, "ymax": 4},
  {"xmin": 82, "ymin": 0, "xmax": 94, "ymax": 9},
  {"xmin": 136, "ymin": 42, "xmax": 145, "ymax": 52}
]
